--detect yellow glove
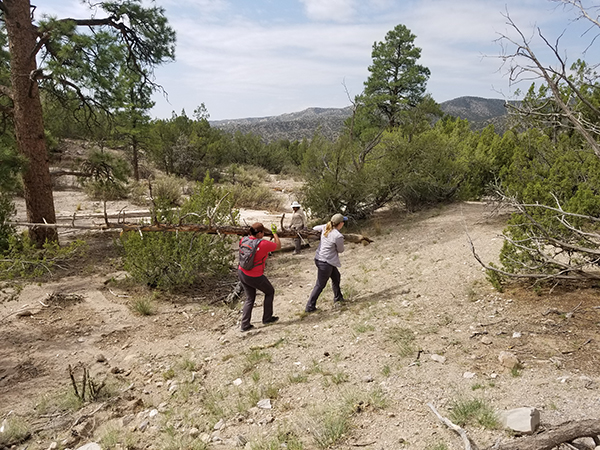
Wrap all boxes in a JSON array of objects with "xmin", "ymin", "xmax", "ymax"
[{"xmin": 271, "ymin": 224, "xmax": 278, "ymax": 234}]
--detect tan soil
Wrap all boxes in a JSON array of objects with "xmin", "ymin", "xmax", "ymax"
[{"xmin": 1, "ymin": 177, "xmax": 600, "ymax": 450}]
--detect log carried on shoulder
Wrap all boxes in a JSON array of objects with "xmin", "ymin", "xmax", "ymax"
[{"xmin": 115, "ymin": 222, "xmax": 374, "ymax": 245}]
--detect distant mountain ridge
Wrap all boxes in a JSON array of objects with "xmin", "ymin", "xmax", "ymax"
[
  {"xmin": 210, "ymin": 96, "xmax": 510, "ymax": 142},
  {"xmin": 211, "ymin": 106, "xmax": 353, "ymax": 142}
]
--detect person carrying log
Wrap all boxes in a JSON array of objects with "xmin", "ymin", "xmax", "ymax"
[
  {"xmin": 305, "ymin": 213, "xmax": 347, "ymax": 313},
  {"xmin": 238, "ymin": 222, "xmax": 281, "ymax": 331},
  {"xmin": 289, "ymin": 201, "xmax": 307, "ymax": 255}
]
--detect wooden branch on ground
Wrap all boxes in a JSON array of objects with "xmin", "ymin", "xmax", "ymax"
[
  {"xmin": 428, "ymin": 401, "xmax": 600, "ymax": 450},
  {"xmin": 427, "ymin": 403, "xmax": 479, "ymax": 450},
  {"xmin": 491, "ymin": 419, "xmax": 600, "ymax": 450},
  {"xmin": 50, "ymin": 170, "xmax": 90, "ymax": 178}
]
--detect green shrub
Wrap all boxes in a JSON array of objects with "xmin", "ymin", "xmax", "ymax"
[
  {"xmin": 80, "ymin": 149, "xmax": 130, "ymax": 201},
  {"xmin": 120, "ymin": 231, "xmax": 232, "ymax": 289},
  {"xmin": 129, "ymin": 180, "xmax": 150, "ymax": 206},
  {"xmin": 0, "ymin": 416, "xmax": 30, "ymax": 447},
  {"xmin": 225, "ymin": 182, "xmax": 282, "ymax": 210},
  {"xmin": 0, "ymin": 236, "xmax": 87, "ymax": 280},
  {"xmin": 121, "ymin": 173, "xmax": 237, "ymax": 290},
  {"xmin": 130, "ymin": 297, "xmax": 155, "ymax": 315},
  {"xmin": 152, "ymin": 175, "xmax": 185, "ymax": 207},
  {"xmin": 0, "ymin": 193, "xmax": 16, "ymax": 254},
  {"xmin": 224, "ymin": 164, "xmax": 270, "ymax": 187},
  {"xmin": 310, "ymin": 407, "xmax": 351, "ymax": 449},
  {"xmin": 448, "ymin": 397, "xmax": 499, "ymax": 429}
]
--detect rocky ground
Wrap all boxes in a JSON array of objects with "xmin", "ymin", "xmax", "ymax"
[{"xmin": 1, "ymin": 180, "xmax": 600, "ymax": 450}]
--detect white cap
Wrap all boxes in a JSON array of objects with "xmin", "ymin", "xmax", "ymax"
[{"xmin": 291, "ymin": 201, "xmax": 301, "ymax": 208}]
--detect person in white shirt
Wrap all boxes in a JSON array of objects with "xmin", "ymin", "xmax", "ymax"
[
  {"xmin": 305, "ymin": 213, "xmax": 347, "ymax": 312},
  {"xmin": 289, "ymin": 201, "xmax": 307, "ymax": 255}
]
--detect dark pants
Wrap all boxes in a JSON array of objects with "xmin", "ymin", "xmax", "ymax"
[
  {"xmin": 305, "ymin": 259, "xmax": 343, "ymax": 312},
  {"xmin": 238, "ymin": 269, "xmax": 275, "ymax": 329}
]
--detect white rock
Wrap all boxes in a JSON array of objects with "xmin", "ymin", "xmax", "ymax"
[
  {"xmin": 213, "ymin": 419, "xmax": 226, "ymax": 430},
  {"xmin": 189, "ymin": 427, "xmax": 200, "ymax": 438},
  {"xmin": 148, "ymin": 409, "xmax": 158, "ymax": 418},
  {"xmin": 500, "ymin": 407, "xmax": 540, "ymax": 434},
  {"xmin": 463, "ymin": 372, "xmax": 476, "ymax": 379},
  {"xmin": 257, "ymin": 399, "xmax": 272, "ymax": 409},
  {"xmin": 75, "ymin": 444, "xmax": 102, "ymax": 450},
  {"xmin": 430, "ymin": 354, "xmax": 446, "ymax": 363},
  {"xmin": 481, "ymin": 336, "xmax": 493, "ymax": 345},
  {"xmin": 512, "ymin": 332, "xmax": 522, "ymax": 338},
  {"xmin": 233, "ymin": 378, "xmax": 243, "ymax": 386}
]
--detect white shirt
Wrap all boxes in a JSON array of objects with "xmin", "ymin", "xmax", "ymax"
[{"xmin": 313, "ymin": 224, "xmax": 344, "ymax": 267}]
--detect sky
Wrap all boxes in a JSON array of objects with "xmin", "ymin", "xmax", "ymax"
[{"xmin": 40, "ymin": 0, "xmax": 597, "ymax": 121}]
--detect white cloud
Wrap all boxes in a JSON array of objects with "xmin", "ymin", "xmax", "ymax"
[
  {"xmin": 299, "ymin": 0, "xmax": 359, "ymax": 22},
  {"xmin": 36, "ymin": 0, "xmax": 598, "ymax": 120}
]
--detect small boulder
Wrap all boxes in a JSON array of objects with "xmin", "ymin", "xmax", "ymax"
[
  {"xmin": 498, "ymin": 351, "xmax": 520, "ymax": 370},
  {"xmin": 75, "ymin": 444, "xmax": 102, "ymax": 450},
  {"xmin": 500, "ymin": 407, "xmax": 540, "ymax": 434}
]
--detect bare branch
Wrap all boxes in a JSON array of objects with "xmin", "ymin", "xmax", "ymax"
[
  {"xmin": 497, "ymin": 10, "xmax": 600, "ymax": 155},
  {"xmin": 427, "ymin": 403, "xmax": 478, "ymax": 450}
]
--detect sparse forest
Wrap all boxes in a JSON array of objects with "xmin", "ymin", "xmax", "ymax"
[{"xmin": 1, "ymin": 0, "xmax": 600, "ymax": 449}]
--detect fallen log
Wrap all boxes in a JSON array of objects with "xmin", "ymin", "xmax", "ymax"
[
  {"xmin": 428, "ymin": 402, "xmax": 600, "ymax": 450},
  {"xmin": 491, "ymin": 419, "xmax": 600, "ymax": 450},
  {"xmin": 115, "ymin": 222, "xmax": 374, "ymax": 245},
  {"xmin": 10, "ymin": 221, "xmax": 374, "ymax": 245}
]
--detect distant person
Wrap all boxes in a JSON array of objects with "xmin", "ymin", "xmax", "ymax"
[
  {"xmin": 238, "ymin": 222, "xmax": 281, "ymax": 331},
  {"xmin": 305, "ymin": 213, "xmax": 347, "ymax": 313},
  {"xmin": 289, "ymin": 201, "xmax": 307, "ymax": 255}
]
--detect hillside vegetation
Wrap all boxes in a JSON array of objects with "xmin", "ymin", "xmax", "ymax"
[{"xmin": 210, "ymin": 97, "xmax": 510, "ymax": 142}]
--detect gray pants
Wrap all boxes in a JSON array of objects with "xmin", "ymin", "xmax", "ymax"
[
  {"xmin": 293, "ymin": 236, "xmax": 302, "ymax": 253},
  {"xmin": 238, "ymin": 269, "xmax": 275, "ymax": 329},
  {"xmin": 305, "ymin": 259, "xmax": 343, "ymax": 312}
]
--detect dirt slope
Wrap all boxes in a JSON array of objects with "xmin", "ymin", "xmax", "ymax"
[{"xmin": 1, "ymin": 199, "xmax": 599, "ymax": 450}]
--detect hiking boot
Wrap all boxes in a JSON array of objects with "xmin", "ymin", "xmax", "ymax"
[
  {"xmin": 241, "ymin": 324, "xmax": 255, "ymax": 332},
  {"xmin": 263, "ymin": 316, "xmax": 279, "ymax": 325},
  {"xmin": 305, "ymin": 307, "xmax": 318, "ymax": 313}
]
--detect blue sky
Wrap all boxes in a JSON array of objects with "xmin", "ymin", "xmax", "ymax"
[{"xmin": 41, "ymin": 0, "xmax": 595, "ymax": 120}]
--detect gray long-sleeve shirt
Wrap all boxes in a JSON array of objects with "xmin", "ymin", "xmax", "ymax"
[{"xmin": 313, "ymin": 224, "xmax": 344, "ymax": 267}]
